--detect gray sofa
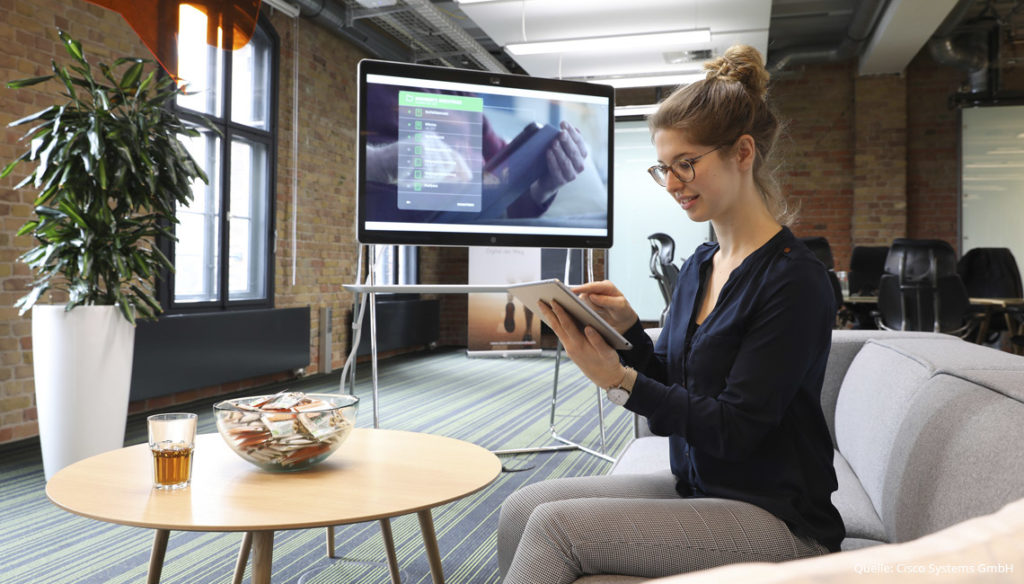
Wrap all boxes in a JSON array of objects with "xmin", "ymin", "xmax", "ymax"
[{"xmin": 576, "ymin": 329, "xmax": 1024, "ymax": 583}]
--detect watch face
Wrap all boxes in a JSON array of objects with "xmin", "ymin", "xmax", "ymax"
[{"xmin": 606, "ymin": 388, "xmax": 630, "ymax": 406}]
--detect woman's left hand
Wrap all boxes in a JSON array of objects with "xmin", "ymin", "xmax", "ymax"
[{"xmin": 536, "ymin": 298, "xmax": 625, "ymax": 388}]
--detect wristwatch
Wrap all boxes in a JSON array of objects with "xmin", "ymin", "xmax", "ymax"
[{"xmin": 605, "ymin": 366, "xmax": 637, "ymax": 406}]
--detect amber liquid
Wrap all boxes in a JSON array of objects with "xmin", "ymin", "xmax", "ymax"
[{"xmin": 151, "ymin": 442, "xmax": 194, "ymax": 488}]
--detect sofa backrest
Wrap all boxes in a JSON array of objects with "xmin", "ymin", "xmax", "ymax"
[
  {"xmin": 821, "ymin": 330, "xmax": 948, "ymax": 445},
  {"xmin": 835, "ymin": 337, "xmax": 1024, "ymax": 542}
]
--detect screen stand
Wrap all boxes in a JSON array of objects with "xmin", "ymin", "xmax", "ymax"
[
  {"xmin": 493, "ymin": 248, "xmax": 613, "ymax": 462},
  {"xmin": 345, "ymin": 245, "xmax": 615, "ymax": 463}
]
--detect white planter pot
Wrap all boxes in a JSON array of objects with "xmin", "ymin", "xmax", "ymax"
[{"xmin": 32, "ymin": 305, "xmax": 135, "ymax": 480}]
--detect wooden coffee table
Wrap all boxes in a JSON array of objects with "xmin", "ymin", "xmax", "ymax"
[{"xmin": 46, "ymin": 429, "xmax": 502, "ymax": 584}]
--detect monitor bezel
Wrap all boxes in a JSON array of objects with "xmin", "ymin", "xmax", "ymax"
[{"xmin": 355, "ymin": 59, "xmax": 615, "ymax": 249}]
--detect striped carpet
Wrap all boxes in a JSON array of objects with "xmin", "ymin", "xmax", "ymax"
[{"xmin": 0, "ymin": 348, "xmax": 633, "ymax": 584}]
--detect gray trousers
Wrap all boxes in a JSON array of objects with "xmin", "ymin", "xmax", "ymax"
[{"xmin": 498, "ymin": 473, "xmax": 829, "ymax": 584}]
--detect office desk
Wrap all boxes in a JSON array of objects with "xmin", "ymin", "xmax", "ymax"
[{"xmin": 842, "ymin": 296, "xmax": 1024, "ymax": 349}]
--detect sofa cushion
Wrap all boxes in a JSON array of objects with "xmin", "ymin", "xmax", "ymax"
[
  {"xmin": 881, "ymin": 372, "xmax": 1024, "ymax": 542},
  {"xmin": 838, "ymin": 538, "xmax": 882, "ymax": 552},
  {"xmin": 610, "ymin": 436, "xmax": 669, "ymax": 475},
  {"xmin": 642, "ymin": 497, "xmax": 1024, "ymax": 584},
  {"xmin": 833, "ymin": 338, "xmax": 960, "ymax": 519},
  {"xmin": 830, "ymin": 450, "xmax": 885, "ymax": 542}
]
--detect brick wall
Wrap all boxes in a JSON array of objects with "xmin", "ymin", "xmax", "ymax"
[
  {"xmin": 853, "ymin": 73, "xmax": 909, "ymax": 246},
  {"xmin": 0, "ymin": 0, "xmax": 971, "ymax": 446},
  {"xmin": 906, "ymin": 52, "xmax": 963, "ymax": 247},
  {"xmin": 772, "ymin": 62, "xmax": 856, "ymax": 269}
]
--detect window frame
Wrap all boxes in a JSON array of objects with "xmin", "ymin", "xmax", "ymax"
[{"xmin": 159, "ymin": 13, "xmax": 280, "ymax": 314}]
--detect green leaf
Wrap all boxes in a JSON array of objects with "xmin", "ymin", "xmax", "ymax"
[
  {"xmin": 15, "ymin": 285, "xmax": 47, "ymax": 316},
  {"xmin": 97, "ymin": 157, "xmax": 107, "ymax": 190},
  {"xmin": 0, "ymin": 153, "xmax": 27, "ymax": 179},
  {"xmin": 7, "ymin": 106, "xmax": 57, "ymax": 128},
  {"xmin": 6, "ymin": 75, "xmax": 54, "ymax": 89},
  {"xmin": 59, "ymin": 30, "xmax": 85, "ymax": 63},
  {"xmin": 135, "ymin": 70, "xmax": 155, "ymax": 96},
  {"xmin": 120, "ymin": 61, "xmax": 143, "ymax": 89},
  {"xmin": 15, "ymin": 220, "xmax": 39, "ymax": 237},
  {"xmin": 116, "ymin": 296, "xmax": 136, "ymax": 325},
  {"xmin": 57, "ymin": 200, "xmax": 88, "ymax": 229}
]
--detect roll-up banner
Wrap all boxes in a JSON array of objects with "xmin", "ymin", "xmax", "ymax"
[{"xmin": 467, "ymin": 247, "xmax": 542, "ymax": 356}]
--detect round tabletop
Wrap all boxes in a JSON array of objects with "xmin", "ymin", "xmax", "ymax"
[{"xmin": 46, "ymin": 429, "xmax": 502, "ymax": 532}]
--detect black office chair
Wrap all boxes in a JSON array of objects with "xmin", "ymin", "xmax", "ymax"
[
  {"xmin": 648, "ymin": 233, "xmax": 680, "ymax": 326},
  {"xmin": 957, "ymin": 247, "xmax": 1024, "ymax": 345},
  {"xmin": 874, "ymin": 239, "xmax": 972, "ymax": 336},
  {"xmin": 848, "ymin": 245, "xmax": 889, "ymax": 296},
  {"xmin": 799, "ymin": 236, "xmax": 844, "ymax": 326}
]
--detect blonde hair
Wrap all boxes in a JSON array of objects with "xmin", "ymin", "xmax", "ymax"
[{"xmin": 648, "ymin": 45, "xmax": 795, "ymax": 226}]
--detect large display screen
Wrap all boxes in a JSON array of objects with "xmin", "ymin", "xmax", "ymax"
[{"xmin": 356, "ymin": 59, "xmax": 614, "ymax": 249}]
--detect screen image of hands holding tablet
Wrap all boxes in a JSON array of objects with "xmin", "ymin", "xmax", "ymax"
[{"xmin": 507, "ymin": 279, "xmax": 632, "ymax": 351}]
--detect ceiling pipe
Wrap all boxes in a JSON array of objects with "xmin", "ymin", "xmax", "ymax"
[
  {"xmin": 401, "ymin": 0, "xmax": 509, "ymax": 73},
  {"xmin": 289, "ymin": 0, "xmax": 507, "ymax": 73},
  {"xmin": 290, "ymin": 0, "xmax": 412, "ymax": 62},
  {"xmin": 768, "ymin": 0, "xmax": 890, "ymax": 73},
  {"xmin": 927, "ymin": 0, "xmax": 989, "ymax": 93}
]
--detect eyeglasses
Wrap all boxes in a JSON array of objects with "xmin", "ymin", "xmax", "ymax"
[{"xmin": 647, "ymin": 145, "xmax": 723, "ymax": 187}]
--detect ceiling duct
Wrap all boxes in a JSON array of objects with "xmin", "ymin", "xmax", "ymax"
[
  {"xmin": 401, "ymin": 0, "xmax": 508, "ymax": 72},
  {"xmin": 927, "ymin": 0, "xmax": 989, "ymax": 94},
  {"xmin": 768, "ymin": 0, "xmax": 889, "ymax": 73},
  {"xmin": 291, "ymin": 0, "xmax": 411, "ymax": 61},
  {"xmin": 289, "ymin": 0, "xmax": 507, "ymax": 73}
]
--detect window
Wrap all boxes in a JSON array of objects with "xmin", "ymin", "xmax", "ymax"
[{"xmin": 168, "ymin": 7, "xmax": 277, "ymax": 309}]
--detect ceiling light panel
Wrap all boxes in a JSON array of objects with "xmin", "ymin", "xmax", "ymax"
[
  {"xmin": 459, "ymin": 0, "xmax": 770, "ymax": 79},
  {"xmin": 459, "ymin": 0, "xmax": 768, "ymax": 46},
  {"xmin": 590, "ymin": 72, "xmax": 706, "ymax": 89},
  {"xmin": 510, "ymin": 29, "xmax": 767, "ymax": 80},
  {"xmin": 506, "ymin": 29, "xmax": 711, "ymax": 56}
]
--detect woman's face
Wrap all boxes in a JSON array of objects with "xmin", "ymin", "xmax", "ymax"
[{"xmin": 652, "ymin": 128, "xmax": 739, "ymax": 223}]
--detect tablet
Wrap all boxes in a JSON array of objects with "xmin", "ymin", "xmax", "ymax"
[{"xmin": 507, "ymin": 279, "xmax": 633, "ymax": 350}]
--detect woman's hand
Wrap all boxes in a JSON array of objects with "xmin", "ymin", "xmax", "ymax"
[
  {"xmin": 536, "ymin": 298, "xmax": 625, "ymax": 388},
  {"xmin": 572, "ymin": 280, "xmax": 639, "ymax": 334}
]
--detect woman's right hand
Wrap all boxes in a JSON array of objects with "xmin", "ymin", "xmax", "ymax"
[{"xmin": 572, "ymin": 280, "xmax": 639, "ymax": 334}]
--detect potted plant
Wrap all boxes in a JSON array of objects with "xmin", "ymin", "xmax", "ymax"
[{"xmin": 2, "ymin": 30, "xmax": 208, "ymax": 479}]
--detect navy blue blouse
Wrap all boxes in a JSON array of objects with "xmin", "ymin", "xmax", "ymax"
[{"xmin": 619, "ymin": 226, "xmax": 845, "ymax": 552}]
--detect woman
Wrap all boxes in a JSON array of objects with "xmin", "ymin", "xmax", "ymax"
[{"xmin": 497, "ymin": 45, "xmax": 845, "ymax": 584}]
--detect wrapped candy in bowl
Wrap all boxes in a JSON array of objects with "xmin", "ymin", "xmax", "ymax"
[{"xmin": 213, "ymin": 392, "xmax": 358, "ymax": 472}]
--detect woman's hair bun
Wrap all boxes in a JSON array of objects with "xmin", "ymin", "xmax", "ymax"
[{"xmin": 704, "ymin": 45, "xmax": 770, "ymax": 100}]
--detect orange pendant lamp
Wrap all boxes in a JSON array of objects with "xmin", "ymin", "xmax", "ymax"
[{"xmin": 83, "ymin": 0, "xmax": 261, "ymax": 76}]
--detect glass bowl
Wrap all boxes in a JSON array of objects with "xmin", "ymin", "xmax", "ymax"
[{"xmin": 213, "ymin": 392, "xmax": 358, "ymax": 472}]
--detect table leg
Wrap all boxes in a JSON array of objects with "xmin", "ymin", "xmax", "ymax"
[
  {"xmin": 233, "ymin": 532, "xmax": 253, "ymax": 584},
  {"xmin": 251, "ymin": 531, "xmax": 275, "ymax": 584},
  {"xmin": 326, "ymin": 526, "xmax": 337, "ymax": 558},
  {"xmin": 379, "ymin": 518, "xmax": 402, "ymax": 584},
  {"xmin": 417, "ymin": 509, "xmax": 444, "ymax": 584},
  {"xmin": 147, "ymin": 529, "xmax": 169, "ymax": 584},
  {"xmin": 976, "ymin": 306, "xmax": 994, "ymax": 344}
]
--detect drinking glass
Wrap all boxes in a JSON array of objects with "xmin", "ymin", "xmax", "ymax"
[
  {"xmin": 837, "ymin": 270, "xmax": 850, "ymax": 298},
  {"xmin": 147, "ymin": 413, "xmax": 197, "ymax": 490}
]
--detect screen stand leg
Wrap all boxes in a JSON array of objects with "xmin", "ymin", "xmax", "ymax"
[
  {"xmin": 369, "ymin": 244, "xmax": 381, "ymax": 429},
  {"xmin": 492, "ymin": 249, "xmax": 616, "ymax": 463}
]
